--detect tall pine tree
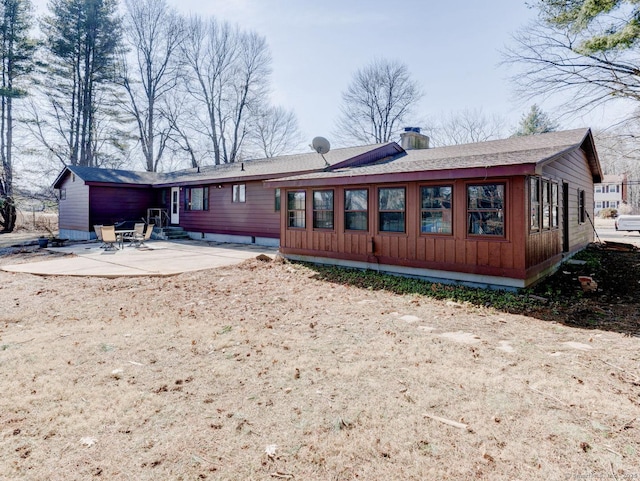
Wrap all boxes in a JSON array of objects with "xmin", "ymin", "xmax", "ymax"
[
  {"xmin": 0, "ymin": 0, "xmax": 34, "ymax": 232},
  {"xmin": 41, "ymin": 0, "xmax": 123, "ymax": 167}
]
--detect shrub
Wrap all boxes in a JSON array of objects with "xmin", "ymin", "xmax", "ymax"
[{"xmin": 599, "ymin": 208, "xmax": 618, "ymax": 218}]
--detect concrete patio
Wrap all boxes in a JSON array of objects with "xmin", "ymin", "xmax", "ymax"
[{"xmin": 1, "ymin": 240, "xmax": 277, "ymax": 277}]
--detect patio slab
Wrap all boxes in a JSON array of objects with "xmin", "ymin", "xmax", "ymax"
[{"xmin": 1, "ymin": 240, "xmax": 277, "ymax": 277}]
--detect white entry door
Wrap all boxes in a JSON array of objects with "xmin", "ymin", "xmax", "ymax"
[{"xmin": 170, "ymin": 187, "xmax": 180, "ymax": 224}]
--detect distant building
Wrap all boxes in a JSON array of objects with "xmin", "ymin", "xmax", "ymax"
[{"xmin": 594, "ymin": 174, "xmax": 627, "ymax": 215}]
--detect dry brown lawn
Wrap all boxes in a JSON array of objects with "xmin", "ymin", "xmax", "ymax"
[{"xmin": 0, "ymin": 249, "xmax": 639, "ymax": 480}]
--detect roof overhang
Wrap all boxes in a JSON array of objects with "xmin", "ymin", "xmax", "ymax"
[
  {"xmin": 52, "ymin": 167, "xmax": 71, "ymax": 189},
  {"xmin": 267, "ymin": 163, "xmax": 537, "ymax": 188},
  {"xmin": 536, "ymin": 128, "xmax": 602, "ymax": 182}
]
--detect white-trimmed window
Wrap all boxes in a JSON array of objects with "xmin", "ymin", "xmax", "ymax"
[{"xmin": 232, "ymin": 184, "xmax": 246, "ymax": 203}]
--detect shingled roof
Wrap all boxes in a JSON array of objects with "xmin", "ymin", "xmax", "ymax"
[
  {"xmin": 52, "ymin": 165, "xmax": 162, "ymax": 188},
  {"xmin": 267, "ymin": 128, "xmax": 602, "ymax": 187},
  {"xmin": 53, "ymin": 143, "xmax": 403, "ymax": 189}
]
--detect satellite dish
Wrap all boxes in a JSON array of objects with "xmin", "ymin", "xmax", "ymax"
[{"xmin": 312, "ymin": 136, "xmax": 331, "ymax": 155}]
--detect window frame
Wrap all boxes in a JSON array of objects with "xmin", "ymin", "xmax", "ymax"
[
  {"xmin": 378, "ymin": 186, "xmax": 406, "ymax": 233},
  {"xmin": 185, "ymin": 186, "xmax": 209, "ymax": 211},
  {"xmin": 287, "ymin": 190, "xmax": 306, "ymax": 229},
  {"xmin": 232, "ymin": 184, "xmax": 246, "ymax": 203},
  {"xmin": 467, "ymin": 183, "xmax": 505, "ymax": 238},
  {"xmin": 274, "ymin": 188, "xmax": 281, "ymax": 212},
  {"xmin": 312, "ymin": 189, "xmax": 334, "ymax": 230},
  {"xmin": 551, "ymin": 182, "xmax": 559, "ymax": 228},
  {"xmin": 420, "ymin": 185, "xmax": 453, "ymax": 235},
  {"xmin": 578, "ymin": 189, "xmax": 586, "ymax": 224},
  {"xmin": 344, "ymin": 188, "xmax": 369, "ymax": 232},
  {"xmin": 542, "ymin": 180, "xmax": 551, "ymax": 230},
  {"xmin": 530, "ymin": 177, "xmax": 540, "ymax": 233}
]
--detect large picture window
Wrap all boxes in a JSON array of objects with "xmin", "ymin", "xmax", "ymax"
[
  {"xmin": 421, "ymin": 186, "xmax": 452, "ymax": 234},
  {"xmin": 379, "ymin": 187, "xmax": 405, "ymax": 233},
  {"xmin": 467, "ymin": 184, "xmax": 505, "ymax": 236},
  {"xmin": 287, "ymin": 191, "xmax": 306, "ymax": 228},
  {"xmin": 313, "ymin": 190, "xmax": 334, "ymax": 229},
  {"xmin": 185, "ymin": 187, "xmax": 209, "ymax": 211},
  {"xmin": 345, "ymin": 189, "xmax": 368, "ymax": 231}
]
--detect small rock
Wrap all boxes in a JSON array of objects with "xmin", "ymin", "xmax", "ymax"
[{"xmin": 80, "ymin": 437, "xmax": 97, "ymax": 447}]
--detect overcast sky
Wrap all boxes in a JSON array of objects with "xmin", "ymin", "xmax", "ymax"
[{"xmin": 33, "ymin": 0, "xmax": 629, "ymax": 147}]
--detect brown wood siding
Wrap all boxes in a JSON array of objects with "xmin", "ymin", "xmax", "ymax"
[
  {"xmin": 58, "ymin": 173, "xmax": 90, "ymax": 231},
  {"xmin": 179, "ymin": 181, "xmax": 280, "ymax": 238},
  {"xmin": 89, "ymin": 186, "xmax": 156, "ymax": 226},
  {"xmin": 281, "ymin": 178, "xmax": 529, "ymax": 281},
  {"xmin": 526, "ymin": 149, "xmax": 595, "ymax": 271}
]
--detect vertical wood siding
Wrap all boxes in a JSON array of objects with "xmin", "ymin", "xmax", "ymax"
[
  {"xmin": 280, "ymin": 150, "xmax": 596, "ymax": 284},
  {"xmin": 179, "ymin": 181, "xmax": 280, "ymax": 238},
  {"xmin": 525, "ymin": 149, "xmax": 595, "ymax": 269},
  {"xmin": 58, "ymin": 173, "xmax": 90, "ymax": 231},
  {"xmin": 281, "ymin": 178, "xmax": 528, "ymax": 280}
]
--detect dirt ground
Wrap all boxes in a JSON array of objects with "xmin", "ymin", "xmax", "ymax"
[{"xmin": 0, "ymin": 245, "xmax": 639, "ymax": 480}]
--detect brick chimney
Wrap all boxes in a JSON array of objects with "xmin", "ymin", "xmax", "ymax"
[{"xmin": 400, "ymin": 127, "xmax": 429, "ymax": 150}]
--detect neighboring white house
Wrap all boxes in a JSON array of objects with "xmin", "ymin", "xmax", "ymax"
[{"xmin": 594, "ymin": 174, "xmax": 627, "ymax": 215}]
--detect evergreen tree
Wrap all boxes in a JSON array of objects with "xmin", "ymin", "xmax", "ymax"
[
  {"xmin": 40, "ymin": 0, "xmax": 124, "ymax": 167},
  {"xmin": 513, "ymin": 104, "xmax": 558, "ymax": 137},
  {"xmin": 0, "ymin": 0, "xmax": 34, "ymax": 232}
]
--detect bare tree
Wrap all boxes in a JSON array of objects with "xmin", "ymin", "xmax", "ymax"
[
  {"xmin": 503, "ymin": 13, "xmax": 640, "ymax": 115},
  {"xmin": 180, "ymin": 16, "xmax": 271, "ymax": 165},
  {"xmin": 163, "ymin": 92, "xmax": 204, "ymax": 169},
  {"xmin": 250, "ymin": 105, "xmax": 302, "ymax": 158},
  {"xmin": 120, "ymin": 0, "xmax": 183, "ymax": 172},
  {"xmin": 335, "ymin": 58, "xmax": 423, "ymax": 144},
  {"xmin": 427, "ymin": 108, "xmax": 504, "ymax": 146},
  {"xmin": 594, "ymin": 128, "xmax": 640, "ymax": 212}
]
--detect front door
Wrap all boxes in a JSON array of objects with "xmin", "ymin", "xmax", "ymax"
[{"xmin": 171, "ymin": 187, "xmax": 180, "ymax": 225}]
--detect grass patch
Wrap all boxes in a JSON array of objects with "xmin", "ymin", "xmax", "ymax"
[{"xmin": 304, "ymin": 263, "xmax": 539, "ymax": 313}]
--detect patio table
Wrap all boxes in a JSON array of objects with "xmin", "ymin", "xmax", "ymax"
[{"xmin": 115, "ymin": 229, "xmax": 135, "ymax": 249}]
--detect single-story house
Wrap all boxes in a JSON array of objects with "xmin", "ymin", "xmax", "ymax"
[
  {"xmin": 52, "ymin": 142, "xmax": 403, "ymax": 244},
  {"xmin": 53, "ymin": 127, "xmax": 602, "ymax": 289},
  {"xmin": 267, "ymin": 128, "xmax": 602, "ymax": 289}
]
